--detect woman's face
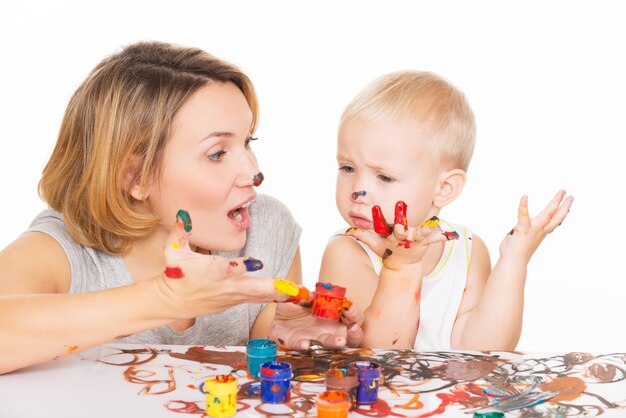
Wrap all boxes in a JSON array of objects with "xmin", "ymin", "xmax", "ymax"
[{"xmin": 146, "ymin": 82, "xmax": 260, "ymax": 252}]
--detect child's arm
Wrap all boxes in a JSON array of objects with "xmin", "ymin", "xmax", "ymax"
[
  {"xmin": 451, "ymin": 190, "xmax": 574, "ymax": 350},
  {"xmin": 320, "ymin": 221, "xmax": 446, "ymax": 348}
]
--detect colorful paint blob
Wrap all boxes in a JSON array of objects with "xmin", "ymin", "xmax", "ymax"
[
  {"xmin": 372, "ymin": 206, "xmax": 392, "ymax": 237},
  {"xmin": 176, "ymin": 209, "xmax": 192, "ymax": 232},
  {"xmin": 273, "ymin": 279, "xmax": 300, "ymax": 297}
]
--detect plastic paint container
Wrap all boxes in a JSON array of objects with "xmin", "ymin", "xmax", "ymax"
[
  {"xmin": 205, "ymin": 375, "xmax": 238, "ymax": 417},
  {"xmin": 325, "ymin": 367, "xmax": 358, "ymax": 407},
  {"xmin": 312, "ymin": 282, "xmax": 346, "ymax": 321},
  {"xmin": 353, "ymin": 361, "xmax": 381, "ymax": 404},
  {"xmin": 246, "ymin": 339, "xmax": 277, "ymax": 379},
  {"xmin": 259, "ymin": 361, "xmax": 293, "ymax": 403},
  {"xmin": 316, "ymin": 390, "xmax": 351, "ymax": 418},
  {"xmin": 473, "ymin": 413, "xmax": 505, "ymax": 418}
]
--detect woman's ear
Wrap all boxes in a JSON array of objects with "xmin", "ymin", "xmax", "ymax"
[
  {"xmin": 433, "ymin": 169, "xmax": 466, "ymax": 209},
  {"xmin": 123, "ymin": 156, "xmax": 149, "ymax": 201}
]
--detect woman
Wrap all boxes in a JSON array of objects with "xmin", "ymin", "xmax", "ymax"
[{"xmin": 0, "ymin": 41, "xmax": 362, "ymax": 374}]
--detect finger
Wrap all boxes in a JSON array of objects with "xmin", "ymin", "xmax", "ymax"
[
  {"xmin": 372, "ymin": 206, "xmax": 392, "ymax": 237},
  {"xmin": 341, "ymin": 304, "xmax": 364, "ymax": 327},
  {"xmin": 314, "ymin": 332, "xmax": 347, "ymax": 350},
  {"xmin": 346, "ymin": 322, "xmax": 364, "ymax": 348},
  {"xmin": 544, "ymin": 195, "xmax": 574, "ymax": 231},
  {"xmin": 535, "ymin": 189, "xmax": 566, "ymax": 225},
  {"xmin": 394, "ymin": 201, "xmax": 408, "ymax": 231},
  {"xmin": 346, "ymin": 227, "xmax": 388, "ymax": 255},
  {"xmin": 517, "ymin": 195, "xmax": 531, "ymax": 229},
  {"xmin": 220, "ymin": 256, "xmax": 264, "ymax": 277}
]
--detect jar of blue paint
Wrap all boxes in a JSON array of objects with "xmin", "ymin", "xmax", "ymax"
[
  {"xmin": 353, "ymin": 361, "xmax": 381, "ymax": 404},
  {"xmin": 246, "ymin": 339, "xmax": 277, "ymax": 379},
  {"xmin": 259, "ymin": 361, "xmax": 293, "ymax": 404}
]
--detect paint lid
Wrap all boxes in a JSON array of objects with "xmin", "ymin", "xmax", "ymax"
[
  {"xmin": 259, "ymin": 361, "xmax": 293, "ymax": 380},
  {"xmin": 315, "ymin": 282, "xmax": 347, "ymax": 298},
  {"xmin": 473, "ymin": 413, "xmax": 505, "ymax": 418},
  {"xmin": 316, "ymin": 390, "xmax": 352, "ymax": 411},
  {"xmin": 205, "ymin": 375, "xmax": 238, "ymax": 395},
  {"xmin": 246, "ymin": 339, "xmax": 277, "ymax": 357},
  {"xmin": 353, "ymin": 361, "xmax": 381, "ymax": 379}
]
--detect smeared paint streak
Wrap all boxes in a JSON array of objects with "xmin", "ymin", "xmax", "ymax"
[
  {"xmin": 164, "ymin": 266, "xmax": 184, "ymax": 279},
  {"xmin": 540, "ymin": 376, "xmax": 586, "ymax": 402},
  {"xmin": 274, "ymin": 279, "xmax": 300, "ymax": 297},
  {"xmin": 394, "ymin": 201, "xmax": 408, "ymax": 231},
  {"xmin": 253, "ymin": 172, "xmax": 264, "ymax": 187},
  {"xmin": 443, "ymin": 231, "xmax": 459, "ymax": 240},
  {"xmin": 243, "ymin": 257, "xmax": 263, "ymax": 272},
  {"xmin": 508, "ymin": 228, "xmax": 515, "ymax": 236},
  {"xmin": 352, "ymin": 190, "xmax": 366, "ymax": 200},
  {"xmin": 229, "ymin": 261, "xmax": 239, "ymax": 267},
  {"xmin": 392, "ymin": 337, "xmax": 399, "ymax": 346},
  {"xmin": 396, "ymin": 394, "xmax": 424, "ymax": 410},
  {"xmin": 277, "ymin": 338, "xmax": 285, "ymax": 345},
  {"xmin": 176, "ymin": 209, "xmax": 192, "ymax": 232},
  {"xmin": 421, "ymin": 216, "xmax": 440, "ymax": 228},
  {"xmin": 397, "ymin": 239, "xmax": 412, "ymax": 249},
  {"xmin": 372, "ymin": 206, "xmax": 392, "ymax": 236},
  {"xmin": 382, "ymin": 248, "xmax": 393, "ymax": 260},
  {"xmin": 187, "ymin": 384, "xmax": 197, "ymax": 389},
  {"xmin": 65, "ymin": 345, "xmax": 79, "ymax": 354}
]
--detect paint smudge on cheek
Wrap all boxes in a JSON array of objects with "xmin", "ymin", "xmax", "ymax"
[{"xmin": 164, "ymin": 266, "xmax": 184, "ymax": 279}]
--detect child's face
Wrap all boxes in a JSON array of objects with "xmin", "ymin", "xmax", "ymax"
[
  {"xmin": 146, "ymin": 82, "xmax": 259, "ymax": 252},
  {"xmin": 336, "ymin": 117, "xmax": 444, "ymax": 229}
]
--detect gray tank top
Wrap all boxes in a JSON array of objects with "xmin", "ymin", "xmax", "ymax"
[{"xmin": 27, "ymin": 194, "xmax": 302, "ymax": 346}]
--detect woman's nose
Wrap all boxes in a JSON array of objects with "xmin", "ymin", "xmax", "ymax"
[{"xmin": 236, "ymin": 152, "xmax": 261, "ymax": 187}]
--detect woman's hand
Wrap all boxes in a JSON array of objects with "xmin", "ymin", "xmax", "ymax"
[
  {"xmin": 345, "ymin": 201, "xmax": 454, "ymax": 271},
  {"xmin": 499, "ymin": 190, "xmax": 574, "ymax": 263},
  {"xmin": 155, "ymin": 210, "xmax": 297, "ymax": 319}
]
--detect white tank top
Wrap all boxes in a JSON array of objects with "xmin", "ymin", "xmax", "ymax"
[{"xmin": 340, "ymin": 220, "xmax": 472, "ymax": 350}]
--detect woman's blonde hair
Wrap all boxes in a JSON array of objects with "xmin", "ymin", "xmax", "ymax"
[
  {"xmin": 341, "ymin": 71, "xmax": 476, "ymax": 171},
  {"xmin": 39, "ymin": 41, "xmax": 259, "ymax": 254}
]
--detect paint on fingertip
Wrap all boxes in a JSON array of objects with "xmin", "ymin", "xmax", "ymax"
[
  {"xmin": 274, "ymin": 279, "xmax": 300, "ymax": 297},
  {"xmin": 176, "ymin": 210, "xmax": 192, "ymax": 232},
  {"xmin": 394, "ymin": 201, "xmax": 408, "ymax": 230},
  {"xmin": 421, "ymin": 216, "xmax": 439, "ymax": 228},
  {"xmin": 65, "ymin": 345, "xmax": 79, "ymax": 354},
  {"xmin": 442, "ymin": 230, "xmax": 459, "ymax": 240},
  {"xmin": 243, "ymin": 257, "xmax": 263, "ymax": 272},
  {"xmin": 372, "ymin": 206, "xmax": 392, "ymax": 236},
  {"xmin": 397, "ymin": 239, "xmax": 412, "ymax": 249},
  {"xmin": 165, "ymin": 266, "xmax": 185, "ymax": 279},
  {"xmin": 382, "ymin": 248, "xmax": 393, "ymax": 260},
  {"xmin": 253, "ymin": 172, "xmax": 264, "ymax": 187}
]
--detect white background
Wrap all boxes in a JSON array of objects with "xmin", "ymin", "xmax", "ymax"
[{"xmin": 1, "ymin": 1, "xmax": 624, "ymax": 352}]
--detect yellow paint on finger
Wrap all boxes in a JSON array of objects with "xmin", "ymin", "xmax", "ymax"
[
  {"xmin": 274, "ymin": 279, "xmax": 300, "ymax": 297},
  {"xmin": 421, "ymin": 216, "xmax": 440, "ymax": 228},
  {"xmin": 171, "ymin": 242, "xmax": 180, "ymax": 249}
]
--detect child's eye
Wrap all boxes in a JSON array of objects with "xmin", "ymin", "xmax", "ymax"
[
  {"xmin": 377, "ymin": 174, "xmax": 394, "ymax": 183},
  {"xmin": 245, "ymin": 136, "xmax": 258, "ymax": 148},
  {"xmin": 339, "ymin": 165, "xmax": 355, "ymax": 173},
  {"xmin": 208, "ymin": 150, "xmax": 227, "ymax": 161}
]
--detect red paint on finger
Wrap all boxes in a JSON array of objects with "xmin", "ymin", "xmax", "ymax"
[
  {"xmin": 229, "ymin": 261, "xmax": 239, "ymax": 267},
  {"xmin": 164, "ymin": 266, "xmax": 184, "ymax": 279},
  {"xmin": 397, "ymin": 239, "xmax": 412, "ymax": 248},
  {"xmin": 442, "ymin": 231, "xmax": 459, "ymax": 240},
  {"xmin": 394, "ymin": 201, "xmax": 408, "ymax": 231},
  {"xmin": 372, "ymin": 206, "xmax": 392, "ymax": 236}
]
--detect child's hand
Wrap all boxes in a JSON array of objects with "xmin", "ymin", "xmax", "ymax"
[
  {"xmin": 499, "ymin": 190, "xmax": 574, "ymax": 263},
  {"xmin": 345, "ymin": 201, "xmax": 453, "ymax": 271},
  {"xmin": 157, "ymin": 210, "xmax": 297, "ymax": 319}
]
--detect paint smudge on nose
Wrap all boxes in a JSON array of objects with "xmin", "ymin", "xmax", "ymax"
[
  {"xmin": 372, "ymin": 206, "xmax": 392, "ymax": 236},
  {"xmin": 253, "ymin": 172, "xmax": 264, "ymax": 187},
  {"xmin": 165, "ymin": 266, "xmax": 184, "ymax": 279},
  {"xmin": 352, "ymin": 190, "xmax": 366, "ymax": 200}
]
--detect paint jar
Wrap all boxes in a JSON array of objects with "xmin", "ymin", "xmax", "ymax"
[
  {"xmin": 312, "ymin": 282, "xmax": 346, "ymax": 321},
  {"xmin": 353, "ymin": 361, "xmax": 381, "ymax": 404},
  {"xmin": 473, "ymin": 413, "xmax": 504, "ymax": 418},
  {"xmin": 205, "ymin": 375, "xmax": 238, "ymax": 417},
  {"xmin": 259, "ymin": 361, "xmax": 292, "ymax": 404},
  {"xmin": 246, "ymin": 339, "xmax": 277, "ymax": 379},
  {"xmin": 316, "ymin": 390, "xmax": 351, "ymax": 418},
  {"xmin": 325, "ymin": 366, "xmax": 358, "ymax": 408}
]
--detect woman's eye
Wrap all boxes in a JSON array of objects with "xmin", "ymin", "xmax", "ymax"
[
  {"xmin": 245, "ymin": 137, "xmax": 258, "ymax": 148},
  {"xmin": 208, "ymin": 150, "xmax": 227, "ymax": 161},
  {"xmin": 377, "ymin": 174, "xmax": 394, "ymax": 183},
  {"xmin": 339, "ymin": 166, "xmax": 355, "ymax": 173}
]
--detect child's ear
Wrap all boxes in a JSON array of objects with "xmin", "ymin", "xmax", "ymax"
[{"xmin": 433, "ymin": 169, "xmax": 466, "ymax": 208}]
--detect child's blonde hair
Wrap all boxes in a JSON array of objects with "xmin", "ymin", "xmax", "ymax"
[
  {"xmin": 39, "ymin": 41, "xmax": 258, "ymax": 254},
  {"xmin": 340, "ymin": 71, "xmax": 476, "ymax": 171}
]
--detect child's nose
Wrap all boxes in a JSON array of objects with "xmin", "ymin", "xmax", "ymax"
[{"xmin": 351, "ymin": 190, "xmax": 367, "ymax": 202}]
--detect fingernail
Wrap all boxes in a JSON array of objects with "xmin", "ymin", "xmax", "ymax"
[
  {"xmin": 176, "ymin": 210, "xmax": 192, "ymax": 232},
  {"xmin": 243, "ymin": 257, "xmax": 263, "ymax": 272}
]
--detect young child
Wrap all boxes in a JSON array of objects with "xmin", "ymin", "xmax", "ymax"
[{"xmin": 318, "ymin": 71, "xmax": 573, "ymax": 351}]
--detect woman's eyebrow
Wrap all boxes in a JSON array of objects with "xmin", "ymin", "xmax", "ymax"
[{"xmin": 199, "ymin": 131, "xmax": 234, "ymax": 143}]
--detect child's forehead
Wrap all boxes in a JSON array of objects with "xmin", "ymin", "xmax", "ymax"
[{"xmin": 338, "ymin": 116, "xmax": 431, "ymax": 152}]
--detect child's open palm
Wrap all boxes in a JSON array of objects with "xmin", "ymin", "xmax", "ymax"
[{"xmin": 499, "ymin": 190, "xmax": 574, "ymax": 263}]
